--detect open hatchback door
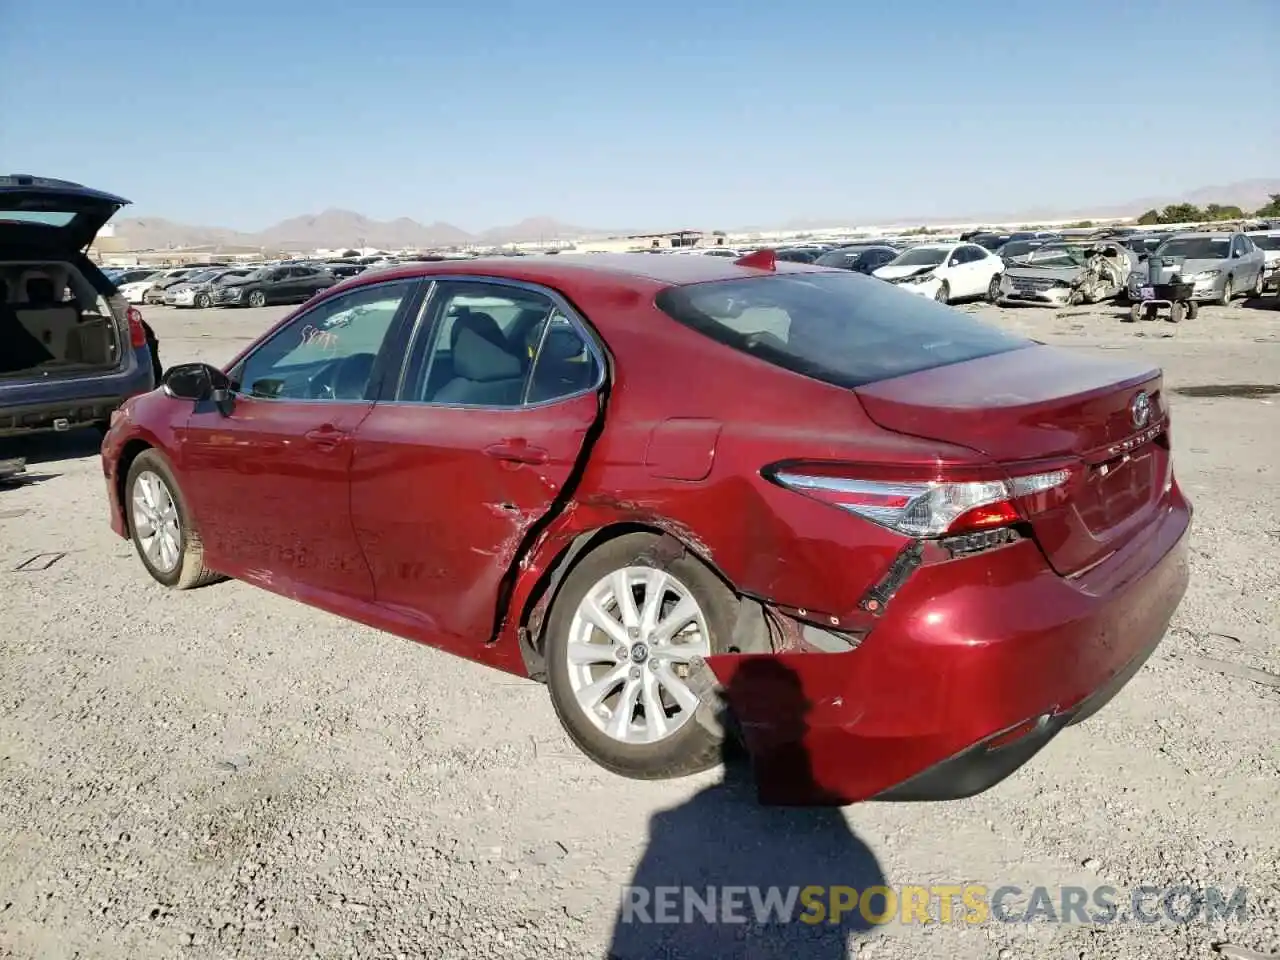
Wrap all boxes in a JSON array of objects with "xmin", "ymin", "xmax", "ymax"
[{"xmin": 0, "ymin": 174, "xmax": 130, "ymax": 253}]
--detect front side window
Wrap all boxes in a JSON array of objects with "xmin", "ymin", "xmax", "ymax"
[
  {"xmin": 231, "ymin": 279, "xmax": 417, "ymax": 401},
  {"xmin": 655, "ymin": 272, "xmax": 1030, "ymax": 389}
]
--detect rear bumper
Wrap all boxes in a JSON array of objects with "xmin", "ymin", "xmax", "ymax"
[
  {"xmin": 708, "ymin": 484, "xmax": 1192, "ymax": 805},
  {"xmin": 0, "ymin": 352, "xmax": 154, "ymax": 438}
]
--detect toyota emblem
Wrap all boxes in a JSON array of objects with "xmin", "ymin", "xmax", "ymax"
[{"xmin": 1130, "ymin": 391, "xmax": 1152, "ymax": 429}]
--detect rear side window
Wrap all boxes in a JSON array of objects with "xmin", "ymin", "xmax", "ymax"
[{"xmin": 655, "ymin": 272, "xmax": 1030, "ymax": 388}]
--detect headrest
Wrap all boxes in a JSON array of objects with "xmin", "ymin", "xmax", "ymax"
[
  {"xmin": 540, "ymin": 324, "xmax": 586, "ymax": 362},
  {"xmin": 452, "ymin": 324, "xmax": 523, "ymax": 382},
  {"xmin": 25, "ymin": 276, "xmax": 56, "ymax": 305},
  {"xmin": 450, "ymin": 311, "xmax": 506, "ymax": 351}
]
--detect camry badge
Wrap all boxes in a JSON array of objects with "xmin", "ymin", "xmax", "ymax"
[{"xmin": 1130, "ymin": 391, "xmax": 1152, "ymax": 429}]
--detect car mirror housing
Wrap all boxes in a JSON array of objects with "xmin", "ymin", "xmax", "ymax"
[{"xmin": 162, "ymin": 362, "xmax": 231, "ymax": 409}]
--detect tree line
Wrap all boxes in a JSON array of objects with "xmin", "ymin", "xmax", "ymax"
[{"xmin": 1137, "ymin": 194, "xmax": 1280, "ymax": 225}]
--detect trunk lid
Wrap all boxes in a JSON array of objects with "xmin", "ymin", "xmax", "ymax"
[
  {"xmin": 0, "ymin": 175, "xmax": 129, "ymax": 253},
  {"xmin": 854, "ymin": 345, "xmax": 1170, "ymax": 576}
]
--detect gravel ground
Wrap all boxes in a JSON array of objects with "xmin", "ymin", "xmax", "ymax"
[{"xmin": 1, "ymin": 295, "xmax": 1278, "ymax": 960}]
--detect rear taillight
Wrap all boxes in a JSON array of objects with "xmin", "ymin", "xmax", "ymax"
[
  {"xmin": 127, "ymin": 307, "xmax": 147, "ymax": 349},
  {"xmin": 768, "ymin": 463, "xmax": 1074, "ymax": 538}
]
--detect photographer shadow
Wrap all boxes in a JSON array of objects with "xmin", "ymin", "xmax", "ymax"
[{"xmin": 608, "ymin": 658, "xmax": 886, "ymax": 960}]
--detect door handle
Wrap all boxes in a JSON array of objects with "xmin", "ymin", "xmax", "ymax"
[
  {"xmin": 304, "ymin": 426, "xmax": 348, "ymax": 451},
  {"xmin": 484, "ymin": 439, "xmax": 548, "ymax": 465}
]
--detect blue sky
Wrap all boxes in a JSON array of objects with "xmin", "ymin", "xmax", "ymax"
[{"xmin": 3, "ymin": 0, "xmax": 1276, "ymax": 231}]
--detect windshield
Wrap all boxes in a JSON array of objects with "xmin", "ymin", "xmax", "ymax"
[
  {"xmin": 815, "ymin": 248, "xmax": 866, "ymax": 267},
  {"xmin": 1025, "ymin": 244, "xmax": 1088, "ymax": 267},
  {"xmin": 655, "ymin": 272, "xmax": 1029, "ymax": 389},
  {"xmin": 1248, "ymin": 235, "xmax": 1280, "ymax": 251},
  {"xmin": 185, "ymin": 270, "xmax": 218, "ymax": 283},
  {"xmin": 1000, "ymin": 240, "xmax": 1042, "ymax": 259},
  {"xmin": 888, "ymin": 247, "xmax": 948, "ymax": 267},
  {"xmin": 1155, "ymin": 237, "xmax": 1231, "ymax": 260}
]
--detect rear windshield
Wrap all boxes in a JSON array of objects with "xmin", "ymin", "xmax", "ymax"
[{"xmin": 655, "ymin": 272, "xmax": 1031, "ymax": 388}]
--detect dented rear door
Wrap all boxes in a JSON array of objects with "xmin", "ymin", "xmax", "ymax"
[{"xmin": 349, "ymin": 281, "xmax": 605, "ymax": 651}]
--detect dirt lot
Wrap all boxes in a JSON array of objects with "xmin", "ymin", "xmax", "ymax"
[{"xmin": 1, "ymin": 296, "xmax": 1278, "ymax": 960}]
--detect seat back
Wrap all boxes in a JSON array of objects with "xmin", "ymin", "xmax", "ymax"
[
  {"xmin": 15, "ymin": 275, "xmax": 81, "ymax": 361},
  {"xmin": 431, "ymin": 312, "xmax": 526, "ymax": 405}
]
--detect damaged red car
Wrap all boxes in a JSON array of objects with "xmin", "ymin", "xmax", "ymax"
[{"xmin": 101, "ymin": 251, "xmax": 1191, "ymax": 804}]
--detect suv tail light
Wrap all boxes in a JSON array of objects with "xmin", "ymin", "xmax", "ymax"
[
  {"xmin": 768, "ymin": 462, "xmax": 1074, "ymax": 538},
  {"xmin": 127, "ymin": 306, "xmax": 147, "ymax": 349}
]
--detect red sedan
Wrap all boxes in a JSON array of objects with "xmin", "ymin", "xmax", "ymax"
[{"xmin": 100, "ymin": 251, "xmax": 1191, "ymax": 804}]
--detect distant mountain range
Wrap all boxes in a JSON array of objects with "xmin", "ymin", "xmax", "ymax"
[
  {"xmin": 112, "ymin": 210, "xmax": 614, "ymax": 252},
  {"xmin": 114, "ymin": 179, "xmax": 1278, "ymax": 251}
]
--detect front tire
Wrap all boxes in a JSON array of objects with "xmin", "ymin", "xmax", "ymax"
[
  {"xmin": 1251, "ymin": 269, "xmax": 1265, "ymax": 298},
  {"xmin": 934, "ymin": 280, "xmax": 951, "ymax": 304},
  {"xmin": 986, "ymin": 274, "xmax": 1002, "ymax": 303},
  {"xmin": 125, "ymin": 450, "xmax": 222, "ymax": 590},
  {"xmin": 1215, "ymin": 277, "xmax": 1233, "ymax": 306},
  {"xmin": 247, "ymin": 289, "xmax": 267, "ymax": 308},
  {"xmin": 544, "ymin": 533, "xmax": 738, "ymax": 780},
  {"xmin": 194, "ymin": 292, "xmax": 211, "ymax": 308}
]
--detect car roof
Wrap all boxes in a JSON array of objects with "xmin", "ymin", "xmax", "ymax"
[
  {"xmin": 320, "ymin": 251, "xmax": 832, "ymax": 299},
  {"xmin": 1167, "ymin": 231, "xmax": 1235, "ymax": 239}
]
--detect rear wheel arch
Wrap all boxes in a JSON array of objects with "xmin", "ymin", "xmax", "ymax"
[{"xmin": 512, "ymin": 521, "xmax": 741, "ymax": 680}]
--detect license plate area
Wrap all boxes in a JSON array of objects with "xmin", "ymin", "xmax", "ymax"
[{"xmin": 1140, "ymin": 286, "xmax": 1154, "ymax": 300}]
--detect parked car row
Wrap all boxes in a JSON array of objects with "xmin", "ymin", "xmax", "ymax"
[
  {"xmin": 709, "ymin": 226, "xmax": 1279, "ymax": 311},
  {"xmin": 102, "ymin": 258, "xmax": 393, "ymax": 309}
]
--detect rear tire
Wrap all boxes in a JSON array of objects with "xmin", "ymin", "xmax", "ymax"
[
  {"xmin": 544, "ymin": 533, "xmax": 738, "ymax": 780},
  {"xmin": 125, "ymin": 450, "xmax": 223, "ymax": 590},
  {"xmin": 1169, "ymin": 301, "xmax": 1185, "ymax": 324},
  {"xmin": 1125, "ymin": 303, "xmax": 1141, "ymax": 323},
  {"xmin": 1186, "ymin": 300, "xmax": 1199, "ymax": 320},
  {"xmin": 934, "ymin": 281, "xmax": 951, "ymax": 304}
]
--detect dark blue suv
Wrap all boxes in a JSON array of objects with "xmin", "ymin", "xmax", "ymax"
[{"xmin": 0, "ymin": 175, "xmax": 160, "ymax": 438}]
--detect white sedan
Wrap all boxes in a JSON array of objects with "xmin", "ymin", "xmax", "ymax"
[
  {"xmin": 872, "ymin": 242, "xmax": 1004, "ymax": 304},
  {"xmin": 117, "ymin": 271, "xmax": 166, "ymax": 304}
]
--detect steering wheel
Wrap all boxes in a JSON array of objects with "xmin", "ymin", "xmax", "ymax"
[{"xmin": 307, "ymin": 360, "xmax": 340, "ymax": 400}]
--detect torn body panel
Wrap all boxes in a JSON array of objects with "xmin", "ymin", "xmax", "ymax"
[{"xmin": 706, "ymin": 491, "xmax": 1189, "ymax": 805}]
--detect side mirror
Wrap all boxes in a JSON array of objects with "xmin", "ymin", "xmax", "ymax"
[{"xmin": 161, "ymin": 362, "xmax": 233, "ymax": 415}]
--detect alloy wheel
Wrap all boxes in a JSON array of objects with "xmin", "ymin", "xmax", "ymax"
[
  {"xmin": 564, "ymin": 566, "xmax": 711, "ymax": 745},
  {"xmin": 130, "ymin": 470, "xmax": 182, "ymax": 574}
]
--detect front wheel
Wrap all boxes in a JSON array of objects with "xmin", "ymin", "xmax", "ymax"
[
  {"xmin": 544, "ymin": 533, "xmax": 738, "ymax": 780},
  {"xmin": 986, "ymin": 274, "xmax": 1002, "ymax": 303},
  {"xmin": 194, "ymin": 292, "xmax": 211, "ymax": 308},
  {"xmin": 247, "ymin": 289, "xmax": 267, "ymax": 308},
  {"xmin": 934, "ymin": 281, "xmax": 951, "ymax": 304},
  {"xmin": 1125, "ymin": 303, "xmax": 1142, "ymax": 323},
  {"xmin": 125, "ymin": 450, "xmax": 222, "ymax": 590},
  {"xmin": 1251, "ymin": 269, "xmax": 1265, "ymax": 298},
  {"xmin": 1215, "ymin": 277, "xmax": 1232, "ymax": 306}
]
